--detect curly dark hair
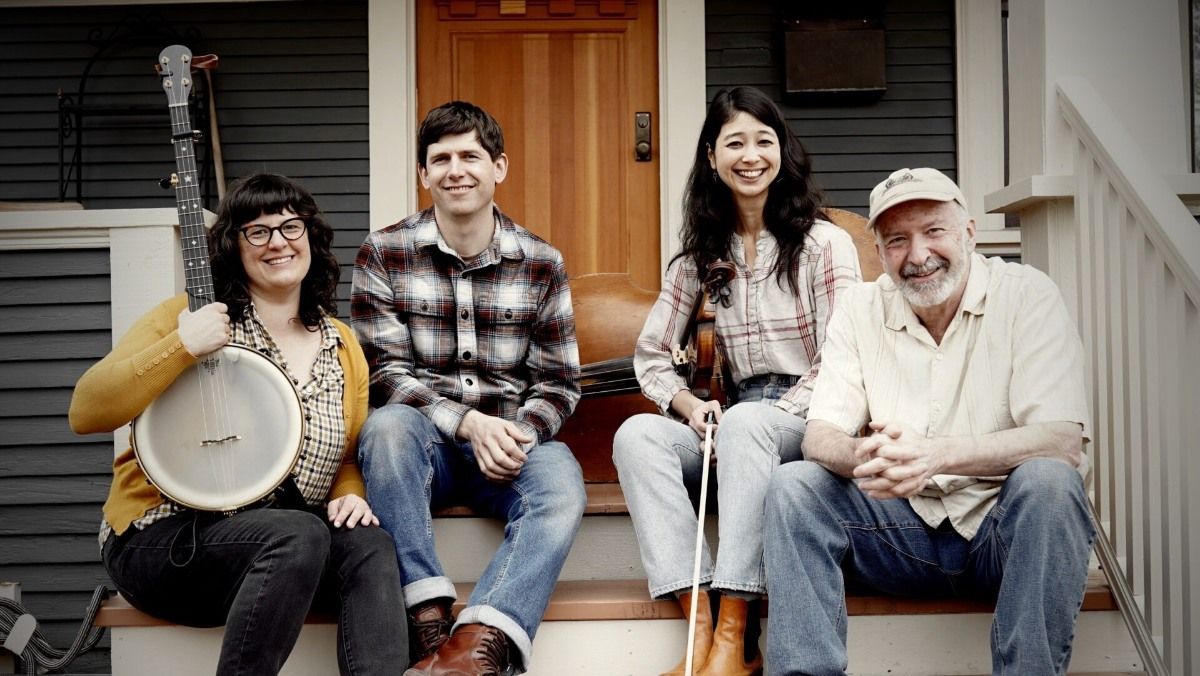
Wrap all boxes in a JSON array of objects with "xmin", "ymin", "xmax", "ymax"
[
  {"xmin": 417, "ymin": 100, "xmax": 505, "ymax": 168},
  {"xmin": 208, "ymin": 173, "xmax": 340, "ymax": 329},
  {"xmin": 678, "ymin": 86, "xmax": 825, "ymax": 294}
]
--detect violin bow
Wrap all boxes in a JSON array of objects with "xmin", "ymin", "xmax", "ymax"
[{"xmin": 684, "ymin": 409, "xmax": 718, "ymax": 675}]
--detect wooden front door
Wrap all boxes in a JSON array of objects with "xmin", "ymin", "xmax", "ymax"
[{"xmin": 416, "ymin": 0, "xmax": 661, "ymax": 289}]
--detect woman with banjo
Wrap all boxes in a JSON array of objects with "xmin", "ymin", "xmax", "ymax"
[
  {"xmin": 612, "ymin": 87, "xmax": 862, "ymax": 675},
  {"xmin": 70, "ymin": 173, "xmax": 407, "ymax": 675}
]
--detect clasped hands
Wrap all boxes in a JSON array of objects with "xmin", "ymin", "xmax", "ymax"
[
  {"xmin": 457, "ymin": 409, "xmax": 532, "ymax": 482},
  {"xmin": 852, "ymin": 420, "xmax": 944, "ymax": 500}
]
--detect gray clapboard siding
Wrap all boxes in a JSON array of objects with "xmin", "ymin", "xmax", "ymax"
[
  {"xmin": 0, "ymin": 387, "xmax": 76, "ymax": 415},
  {"xmin": 707, "ymin": 0, "xmax": 957, "ymax": 215},
  {"xmin": 0, "ymin": 475, "xmax": 110, "ymax": 505},
  {"xmin": 0, "ymin": 443, "xmax": 113, "ymax": 476},
  {"xmin": 0, "ymin": 1, "xmax": 369, "ymax": 313},
  {"xmin": 0, "ymin": 359, "xmax": 96, "ymax": 388},
  {"xmin": 0, "ymin": 563, "xmax": 111, "ymax": 592},
  {"xmin": 0, "ymin": 505, "xmax": 104, "ymax": 535},
  {"xmin": 0, "ymin": 245, "xmax": 113, "ymax": 669}
]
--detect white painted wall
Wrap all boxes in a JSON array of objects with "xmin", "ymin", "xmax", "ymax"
[
  {"xmin": 954, "ymin": 0, "xmax": 1006, "ymax": 232},
  {"xmin": 367, "ymin": 0, "xmax": 417, "ymax": 230},
  {"xmin": 1008, "ymin": 0, "xmax": 1191, "ymax": 180}
]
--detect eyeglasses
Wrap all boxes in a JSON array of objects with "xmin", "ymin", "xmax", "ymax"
[{"xmin": 239, "ymin": 219, "xmax": 307, "ymax": 246}]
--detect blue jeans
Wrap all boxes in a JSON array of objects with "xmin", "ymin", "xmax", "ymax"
[
  {"xmin": 357, "ymin": 403, "xmax": 585, "ymax": 671},
  {"xmin": 103, "ymin": 508, "xmax": 407, "ymax": 675},
  {"xmin": 763, "ymin": 458, "xmax": 1095, "ymax": 676},
  {"xmin": 612, "ymin": 374, "xmax": 806, "ymax": 598}
]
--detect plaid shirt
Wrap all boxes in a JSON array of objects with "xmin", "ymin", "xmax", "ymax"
[
  {"xmin": 235, "ymin": 305, "xmax": 346, "ymax": 506},
  {"xmin": 99, "ymin": 305, "xmax": 346, "ymax": 546},
  {"xmin": 634, "ymin": 220, "xmax": 862, "ymax": 418},
  {"xmin": 352, "ymin": 207, "xmax": 580, "ymax": 444}
]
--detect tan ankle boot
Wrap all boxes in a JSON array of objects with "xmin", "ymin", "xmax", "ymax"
[
  {"xmin": 660, "ymin": 590, "xmax": 715, "ymax": 676},
  {"xmin": 696, "ymin": 595, "xmax": 763, "ymax": 676}
]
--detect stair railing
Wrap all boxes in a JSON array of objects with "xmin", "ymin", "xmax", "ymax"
[{"xmin": 1052, "ymin": 76, "xmax": 1199, "ymax": 676}]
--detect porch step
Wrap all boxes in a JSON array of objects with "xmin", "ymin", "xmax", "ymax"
[
  {"xmin": 95, "ymin": 482, "xmax": 1138, "ymax": 675},
  {"xmin": 96, "ymin": 584, "xmax": 1138, "ymax": 676},
  {"xmin": 93, "ymin": 567, "xmax": 1119, "ymax": 628}
]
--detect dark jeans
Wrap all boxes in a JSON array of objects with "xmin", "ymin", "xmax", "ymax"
[{"xmin": 103, "ymin": 508, "xmax": 408, "ymax": 676}]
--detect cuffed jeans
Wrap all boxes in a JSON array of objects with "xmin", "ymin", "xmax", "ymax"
[
  {"xmin": 764, "ymin": 458, "xmax": 1095, "ymax": 676},
  {"xmin": 358, "ymin": 403, "xmax": 585, "ymax": 672},
  {"xmin": 102, "ymin": 508, "xmax": 407, "ymax": 676},
  {"xmin": 612, "ymin": 375, "xmax": 806, "ymax": 598}
]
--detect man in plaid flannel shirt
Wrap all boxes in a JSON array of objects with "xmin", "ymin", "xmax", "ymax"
[{"xmin": 352, "ymin": 101, "xmax": 585, "ymax": 676}]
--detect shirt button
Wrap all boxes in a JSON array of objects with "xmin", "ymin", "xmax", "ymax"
[
  {"xmin": 936, "ymin": 353, "xmax": 944, "ymax": 361},
  {"xmin": 136, "ymin": 369, "xmax": 144, "ymax": 376},
  {"xmin": 461, "ymin": 309, "xmax": 470, "ymax": 320},
  {"xmin": 421, "ymin": 302, "xmax": 429, "ymax": 311},
  {"xmin": 505, "ymin": 310, "xmax": 513, "ymax": 319},
  {"xmin": 161, "ymin": 351, "xmax": 169, "ymax": 358},
  {"xmin": 463, "ymin": 351, "xmax": 472, "ymax": 360}
]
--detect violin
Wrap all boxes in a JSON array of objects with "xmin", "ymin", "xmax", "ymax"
[{"xmin": 672, "ymin": 260, "xmax": 735, "ymax": 404}]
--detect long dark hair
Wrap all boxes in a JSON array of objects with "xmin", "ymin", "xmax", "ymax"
[
  {"xmin": 678, "ymin": 86, "xmax": 824, "ymax": 294},
  {"xmin": 208, "ymin": 173, "xmax": 340, "ymax": 329}
]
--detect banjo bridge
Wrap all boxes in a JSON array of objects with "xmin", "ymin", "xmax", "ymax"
[{"xmin": 200, "ymin": 434, "xmax": 242, "ymax": 446}]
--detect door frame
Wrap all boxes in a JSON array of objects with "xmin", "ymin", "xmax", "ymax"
[
  {"xmin": 369, "ymin": 0, "xmax": 1009, "ymax": 266},
  {"xmin": 367, "ymin": 0, "xmax": 704, "ymax": 272}
]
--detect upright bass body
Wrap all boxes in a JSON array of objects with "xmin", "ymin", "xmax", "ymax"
[{"xmin": 132, "ymin": 345, "xmax": 304, "ymax": 512}]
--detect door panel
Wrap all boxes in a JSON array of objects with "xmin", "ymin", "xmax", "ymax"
[{"xmin": 417, "ymin": 0, "xmax": 660, "ymax": 289}]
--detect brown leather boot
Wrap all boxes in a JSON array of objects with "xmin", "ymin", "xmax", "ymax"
[
  {"xmin": 407, "ymin": 598, "xmax": 454, "ymax": 664},
  {"xmin": 403, "ymin": 623, "xmax": 512, "ymax": 676},
  {"xmin": 660, "ymin": 590, "xmax": 715, "ymax": 675},
  {"xmin": 696, "ymin": 595, "xmax": 763, "ymax": 676}
]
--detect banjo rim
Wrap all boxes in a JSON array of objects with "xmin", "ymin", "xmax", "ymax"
[{"xmin": 131, "ymin": 343, "xmax": 306, "ymax": 512}]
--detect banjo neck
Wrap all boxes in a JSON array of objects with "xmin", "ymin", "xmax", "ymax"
[{"xmin": 159, "ymin": 44, "xmax": 215, "ymax": 312}]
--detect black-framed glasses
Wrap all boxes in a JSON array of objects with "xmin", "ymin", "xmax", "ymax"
[{"xmin": 239, "ymin": 218, "xmax": 307, "ymax": 246}]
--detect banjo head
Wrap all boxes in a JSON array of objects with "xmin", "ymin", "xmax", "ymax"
[{"xmin": 132, "ymin": 345, "xmax": 304, "ymax": 512}]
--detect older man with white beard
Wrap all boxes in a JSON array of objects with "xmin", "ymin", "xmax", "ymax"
[{"xmin": 762, "ymin": 168, "xmax": 1096, "ymax": 676}]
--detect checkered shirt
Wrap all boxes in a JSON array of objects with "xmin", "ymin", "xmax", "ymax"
[
  {"xmin": 634, "ymin": 220, "xmax": 862, "ymax": 418},
  {"xmin": 351, "ymin": 207, "xmax": 580, "ymax": 444}
]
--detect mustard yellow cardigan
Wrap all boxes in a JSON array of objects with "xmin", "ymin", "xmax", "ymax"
[{"xmin": 69, "ymin": 294, "xmax": 370, "ymax": 534}]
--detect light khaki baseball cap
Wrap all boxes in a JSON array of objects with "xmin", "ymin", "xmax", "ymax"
[{"xmin": 866, "ymin": 167, "xmax": 967, "ymax": 229}]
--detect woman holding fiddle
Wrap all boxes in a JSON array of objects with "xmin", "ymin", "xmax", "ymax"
[
  {"xmin": 69, "ymin": 174, "xmax": 406, "ymax": 675},
  {"xmin": 613, "ymin": 87, "xmax": 861, "ymax": 675}
]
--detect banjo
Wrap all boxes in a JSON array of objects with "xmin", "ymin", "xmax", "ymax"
[{"xmin": 131, "ymin": 44, "xmax": 305, "ymax": 512}]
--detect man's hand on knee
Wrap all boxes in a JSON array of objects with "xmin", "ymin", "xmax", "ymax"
[{"xmin": 457, "ymin": 410, "xmax": 531, "ymax": 482}]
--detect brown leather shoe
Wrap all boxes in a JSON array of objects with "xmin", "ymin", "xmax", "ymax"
[
  {"xmin": 403, "ymin": 623, "xmax": 512, "ymax": 676},
  {"xmin": 407, "ymin": 598, "xmax": 454, "ymax": 663},
  {"xmin": 660, "ymin": 590, "xmax": 715, "ymax": 675},
  {"xmin": 696, "ymin": 595, "xmax": 763, "ymax": 676}
]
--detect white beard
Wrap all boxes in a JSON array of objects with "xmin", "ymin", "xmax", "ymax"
[{"xmin": 897, "ymin": 241, "xmax": 971, "ymax": 308}]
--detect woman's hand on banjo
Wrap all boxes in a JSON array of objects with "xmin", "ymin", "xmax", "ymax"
[
  {"xmin": 327, "ymin": 494, "xmax": 380, "ymax": 529},
  {"xmin": 178, "ymin": 302, "xmax": 231, "ymax": 357}
]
